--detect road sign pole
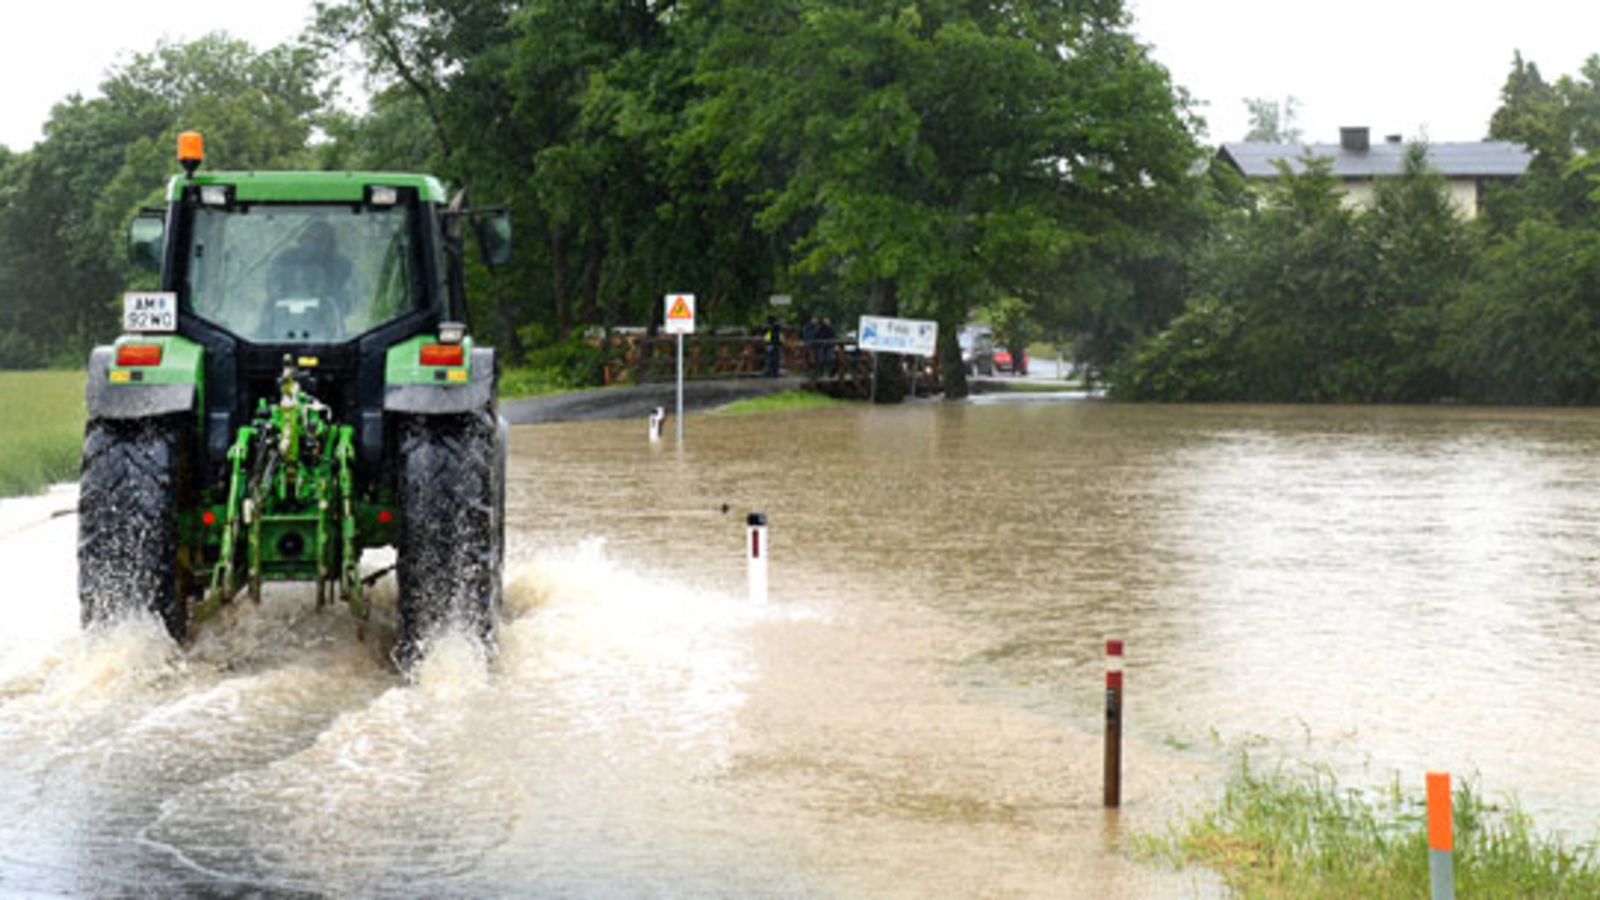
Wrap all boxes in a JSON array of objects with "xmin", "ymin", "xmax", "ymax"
[{"xmin": 664, "ymin": 293, "xmax": 695, "ymax": 444}]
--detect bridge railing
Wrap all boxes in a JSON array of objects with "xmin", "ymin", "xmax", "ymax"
[{"xmin": 600, "ymin": 333, "xmax": 942, "ymax": 398}]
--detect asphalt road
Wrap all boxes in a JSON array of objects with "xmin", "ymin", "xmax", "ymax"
[{"xmin": 502, "ymin": 376, "xmax": 808, "ymax": 425}]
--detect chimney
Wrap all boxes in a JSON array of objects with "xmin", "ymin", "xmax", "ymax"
[
  {"xmin": 1385, "ymin": 134, "xmax": 1402, "ymax": 144},
  {"xmin": 1340, "ymin": 126, "xmax": 1370, "ymax": 152}
]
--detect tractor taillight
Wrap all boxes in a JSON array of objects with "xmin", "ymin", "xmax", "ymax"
[
  {"xmin": 377, "ymin": 509, "xmax": 394, "ymax": 525},
  {"xmin": 420, "ymin": 344, "xmax": 464, "ymax": 366},
  {"xmin": 201, "ymin": 510, "xmax": 217, "ymax": 527},
  {"xmin": 116, "ymin": 344, "xmax": 163, "ymax": 366}
]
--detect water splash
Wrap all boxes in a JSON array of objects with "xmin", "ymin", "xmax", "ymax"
[
  {"xmin": 43, "ymin": 613, "xmax": 181, "ymax": 700},
  {"xmin": 408, "ymin": 629, "xmax": 491, "ymax": 696}
]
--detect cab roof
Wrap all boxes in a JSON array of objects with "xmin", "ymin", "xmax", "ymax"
[{"xmin": 166, "ymin": 171, "xmax": 448, "ymax": 204}]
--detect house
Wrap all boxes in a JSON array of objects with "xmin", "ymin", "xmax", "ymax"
[{"xmin": 1216, "ymin": 127, "xmax": 1531, "ymax": 218}]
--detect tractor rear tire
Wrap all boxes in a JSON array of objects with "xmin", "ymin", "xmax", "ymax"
[
  {"xmin": 77, "ymin": 415, "xmax": 191, "ymax": 641},
  {"xmin": 394, "ymin": 408, "xmax": 503, "ymax": 667}
]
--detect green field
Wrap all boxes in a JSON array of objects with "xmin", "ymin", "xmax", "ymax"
[
  {"xmin": 0, "ymin": 371, "xmax": 86, "ymax": 499},
  {"xmin": 1139, "ymin": 761, "xmax": 1600, "ymax": 899}
]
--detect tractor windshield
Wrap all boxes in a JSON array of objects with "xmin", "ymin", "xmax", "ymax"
[{"xmin": 185, "ymin": 204, "xmax": 422, "ymax": 343}]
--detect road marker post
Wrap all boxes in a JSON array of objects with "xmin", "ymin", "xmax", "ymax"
[
  {"xmin": 1428, "ymin": 771, "xmax": 1455, "ymax": 900},
  {"xmin": 648, "ymin": 406, "xmax": 665, "ymax": 442},
  {"xmin": 747, "ymin": 512, "xmax": 768, "ymax": 604},
  {"xmin": 1105, "ymin": 639, "xmax": 1123, "ymax": 808}
]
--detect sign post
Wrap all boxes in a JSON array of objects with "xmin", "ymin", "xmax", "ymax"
[
  {"xmin": 664, "ymin": 293, "xmax": 696, "ymax": 443},
  {"xmin": 858, "ymin": 315, "xmax": 938, "ymax": 402}
]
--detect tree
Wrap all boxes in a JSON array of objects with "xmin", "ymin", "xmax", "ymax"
[
  {"xmin": 0, "ymin": 33, "xmax": 325, "ymax": 368},
  {"xmin": 1361, "ymin": 143, "xmax": 1473, "ymax": 401},
  {"xmin": 1117, "ymin": 144, "xmax": 1475, "ymax": 403},
  {"xmin": 692, "ymin": 0, "xmax": 1200, "ymax": 401},
  {"xmin": 1443, "ymin": 219, "xmax": 1600, "ymax": 405},
  {"xmin": 1242, "ymin": 96, "xmax": 1302, "ymax": 143}
]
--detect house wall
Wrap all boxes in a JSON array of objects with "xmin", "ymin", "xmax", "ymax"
[{"xmin": 1333, "ymin": 178, "xmax": 1482, "ymax": 218}]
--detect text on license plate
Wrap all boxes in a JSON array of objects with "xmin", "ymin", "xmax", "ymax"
[{"xmin": 123, "ymin": 292, "xmax": 177, "ymax": 332}]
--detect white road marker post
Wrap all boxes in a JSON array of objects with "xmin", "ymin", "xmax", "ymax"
[
  {"xmin": 648, "ymin": 406, "xmax": 665, "ymax": 442},
  {"xmin": 746, "ymin": 512, "xmax": 768, "ymax": 604},
  {"xmin": 1104, "ymin": 639, "xmax": 1124, "ymax": 808}
]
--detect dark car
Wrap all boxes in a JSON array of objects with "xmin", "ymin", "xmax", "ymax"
[{"xmin": 959, "ymin": 324, "xmax": 995, "ymax": 375}]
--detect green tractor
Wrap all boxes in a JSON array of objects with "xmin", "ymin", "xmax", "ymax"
[{"xmin": 78, "ymin": 132, "xmax": 512, "ymax": 666}]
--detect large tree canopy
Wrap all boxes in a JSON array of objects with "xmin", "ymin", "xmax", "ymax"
[
  {"xmin": 690, "ymin": 0, "xmax": 1200, "ymax": 396},
  {"xmin": 0, "ymin": 34, "xmax": 325, "ymax": 367}
]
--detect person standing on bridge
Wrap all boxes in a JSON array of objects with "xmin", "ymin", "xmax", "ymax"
[
  {"xmin": 764, "ymin": 316, "xmax": 784, "ymax": 377},
  {"xmin": 817, "ymin": 317, "xmax": 837, "ymax": 376},
  {"xmin": 802, "ymin": 315, "xmax": 822, "ymax": 378}
]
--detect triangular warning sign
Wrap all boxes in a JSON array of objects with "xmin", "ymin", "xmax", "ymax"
[{"xmin": 668, "ymin": 297, "xmax": 693, "ymax": 319}]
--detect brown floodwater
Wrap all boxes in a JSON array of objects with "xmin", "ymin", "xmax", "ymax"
[{"xmin": 3, "ymin": 395, "xmax": 1599, "ymax": 897}]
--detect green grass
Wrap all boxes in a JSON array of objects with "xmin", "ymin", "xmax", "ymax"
[
  {"xmin": 714, "ymin": 389, "xmax": 846, "ymax": 416},
  {"xmin": 498, "ymin": 366, "xmax": 580, "ymax": 400},
  {"xmin": 0, "ymin": 370, "xmax": 87, "ymax": 498},
  {"xmin": 1137, "ymin": 760, "xmax": 1600, "ymax": 899}
]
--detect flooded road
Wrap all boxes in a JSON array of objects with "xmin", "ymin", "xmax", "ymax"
[{"xmin": 4, "ymin": 398, "xmax": 1600, "ymax": 896}]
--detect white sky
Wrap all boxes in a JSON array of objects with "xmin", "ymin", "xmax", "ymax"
[
  {"xmin": 1, "ymin": 1, "xmax": 319, "ymax": 151},
  {"xmin": 1129, "ymin": 0, "xmax": 1600, "ymax": 144},
  {"xmin": 3, "ymin": 1, "xmax": 1599, "ymax": 151}
]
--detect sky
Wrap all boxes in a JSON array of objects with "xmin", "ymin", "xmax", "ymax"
[
  {"xmin": 1128, "ymin": 0, "xmax": 1600, "ymax": 145},
  {"xmin": 1, "ymin": 1, "xmax": 319, "ymax": 151},
  {"xmin": 4, "ymin": 1, "xmax": 1600, "ymax": 151}
]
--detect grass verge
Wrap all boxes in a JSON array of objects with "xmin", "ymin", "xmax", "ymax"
[
  {"xmin": 1136, "ymin": 760, "xmax": 1600, "ymax": 899},
  {"xmin": 0, "ymin": 370, "xmax": 86, "ymax": 499},
  {"xmin": 499, "ymin": 366, "xmax": 581, "ymax": 400},
  {"xmin": 714, "ymin": 389, "xmax": 846, "ymax": 416}
]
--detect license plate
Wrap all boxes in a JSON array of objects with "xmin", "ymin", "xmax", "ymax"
[{"xmin": 123, "ymin": 292, "xmax": 177, "ymax": 332}]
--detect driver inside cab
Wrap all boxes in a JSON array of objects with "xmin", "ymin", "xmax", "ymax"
[{"xmin": 267, "ymin": 218, "xmax": 354, "ymax": 341}]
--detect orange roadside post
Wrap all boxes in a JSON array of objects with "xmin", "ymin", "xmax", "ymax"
[{"xmin": 1427, "ymin": 771, "xmax": 1455, "ymax": 900}]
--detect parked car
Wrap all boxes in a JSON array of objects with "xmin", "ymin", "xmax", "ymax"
[
  {"xmin": 994, "ymin": 345, "xmax": 1028, "ymax": 375},
  {"xmin": 958, "ymin": 324, "xmax": 995, "ymax": 375}
]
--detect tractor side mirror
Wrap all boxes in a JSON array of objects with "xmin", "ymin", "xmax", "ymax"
[
  {"xmin": 473, "ymin": 211, "xmax": 512, "ymax": 269},
  {"xmin": 127, "ymin": 213, "xmax": 165, "ymax": 270}
]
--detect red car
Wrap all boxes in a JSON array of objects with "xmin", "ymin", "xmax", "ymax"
[{"xmin": 994, "ymin": 346, "xmax": 1028, "ymax": 375}]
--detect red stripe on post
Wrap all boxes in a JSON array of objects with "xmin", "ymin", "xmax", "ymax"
[
  {"xmin": 1106, "ymin": 639, "xmax": 1124, "ymax": 657},
  {"xmin": 1106, "ymin": 671, "xmax": 1123, "ymax": 689},
  {"xmin": 751, "ymin": 530, "xmax": 761, "ymax": 559}
]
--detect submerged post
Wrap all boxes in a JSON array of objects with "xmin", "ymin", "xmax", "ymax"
[
  {"xmin": 1104, "ymin": 639, "xmax": 1123, "ymax": 808},
  {"xmin": 747, "ymin": 512, "xmax": 768, "ymax": 604},
  {"xmin": 1428, "ymin": 771, "xmax": 1455, "ymax": 900},
  {"xmin": 676, "ymin": 334, "xmax": 685, "ymax": 444}
]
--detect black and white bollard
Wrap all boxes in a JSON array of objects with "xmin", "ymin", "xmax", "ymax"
[
  {"xmin": 1104, "ymin": 639, "xmax": 1123, "ymax": 808},
  {"xmin": 747, "ymin": 512, "xmax": 768, "ymax": 603},
  {"xmin": 648, "ymin": 406, "xmax": 666, "ymax": 442}
]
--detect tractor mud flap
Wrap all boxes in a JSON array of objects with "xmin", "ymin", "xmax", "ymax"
[
  {"xmin": 84, "ymin": 347, "xmax": 197, "ymax": 420},
  {"xmin": 383, "ymin": 347, "xmax": 495, "ymax": 414}
]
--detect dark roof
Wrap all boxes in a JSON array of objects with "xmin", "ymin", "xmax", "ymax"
[{"xmin": 1217, "ymin": 141, "xmax": 1531, "ymax": 179}]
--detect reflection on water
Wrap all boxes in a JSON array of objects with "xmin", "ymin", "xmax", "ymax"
[{"xmin": 7, "ymin": 397, "xmax": 1599, "ymax": 896}]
